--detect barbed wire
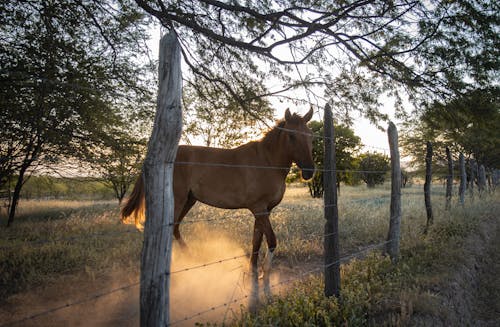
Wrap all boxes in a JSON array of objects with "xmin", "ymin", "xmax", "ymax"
[
  {"xmin": 0, "ymin": 205, "xmax": 344, "ymax": 250},
  {"xmin": 168, "ymin": 240, "xmax": 392, "ymax": 326},
  {"xmin": 0, "ymin": 234, "xmax": 389, "ymax": 327},
  {"xmin": 165, "ymin": 231, "xmax": 339, "ymax": 277},
  {"xmin": 0, "ymin": 281, "xmax": 140, "ymax": 327},
  {"xmin": 1, "ymin": 186, "xmax": 460, "ymax": 250},
  {"xmin": 3, "ymin": 178, "xmax": 491, "ymax": 326},
  {"xmin": 174, "ymin": 160, "xmax": 391, "ymax": 174},
  {"xmin": 0, "ymin": 227, "xmax": 141, "ymax": 251}
]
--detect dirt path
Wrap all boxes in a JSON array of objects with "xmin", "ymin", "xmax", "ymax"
[{"xmin": 0, "ymin": 260, "xmax": 306, "ymax": 327}]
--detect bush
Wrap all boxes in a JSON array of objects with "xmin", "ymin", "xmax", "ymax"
[{"xmin": 358, "ymin": 152, "xmax": 390, "ymax": 187}]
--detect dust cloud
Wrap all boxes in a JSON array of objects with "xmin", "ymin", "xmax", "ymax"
[{"xmin": 0, "ymin": 228, "xmax": 287, "ymax": 326}]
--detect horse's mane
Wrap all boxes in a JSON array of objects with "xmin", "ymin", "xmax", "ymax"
[{"xmin": 261, "ymin": 113, "xmax": 302, "ymax": 145}]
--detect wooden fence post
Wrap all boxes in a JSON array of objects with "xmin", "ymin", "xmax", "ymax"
[
  {"xmin": 492, "ymin": 169, "xmax": 499, "ymax": 192},
  {"xmin": 478, "ymin": 164, "xmax": 486, "ymax": 196},
  {"xmin": 424, "ymin": 141, "xmax": 433, "ymax": 231},
  {"xmin": 445, "ymin": 147, "xmax": 453, "ymax": 210},
  {"xmin": 459, "ymin": 153, "xmax": 466, "ymax": 205},
  {"xmin": 469, "ymin": 159, "xmax": 476, "ymax": 200},
  {"xmin": 141, "ymin": 31, "xmax": 182, "ymax": 327},
  {"xmin": 323, "ymin": 103, "xmax": 340, "ymax": 298},
  {"xmin": 386, "ymin": 122, "xmax": 401, "ymax": 262}
]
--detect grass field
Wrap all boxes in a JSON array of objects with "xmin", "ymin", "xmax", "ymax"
[{"xmin": 0, "ymin": 184, "xmax": 498, "ymax": 326}]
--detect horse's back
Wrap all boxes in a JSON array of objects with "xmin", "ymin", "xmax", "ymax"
[{"xmin": 174, "ymin": 144, "xmax": 285, "ymax": 210}]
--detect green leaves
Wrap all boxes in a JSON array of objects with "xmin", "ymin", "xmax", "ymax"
[
  {"xmin": 401, "ymin": 87, "xmax": 500, "ymax": 169},
  {"xmin": 0, "ymin": 0, "xmax": 154, "ymax": 222},
  {"xmin": 358, "ymin": 153, "xmax": 390, "ymax": 188},
  {"xmin": 307, "ymin": 121, "xmax": 362, "ymax": 198}
]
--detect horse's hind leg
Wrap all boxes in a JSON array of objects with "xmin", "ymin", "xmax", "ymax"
[
  {"xmin": 259, "ymin": 214, "xmax": 276, "ymax": 299},
  {"xmin": 249, "ymin": 218, "xmax": 264, "ymax": 312},
  {"xmin": 173, "ymin": 193, "xmax": 196, "ymax": 249}
]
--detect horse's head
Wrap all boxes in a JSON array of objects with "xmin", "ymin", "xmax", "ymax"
[{"xmin": 282, "ymin": 108, "xmax": 315, "ymax": 180}]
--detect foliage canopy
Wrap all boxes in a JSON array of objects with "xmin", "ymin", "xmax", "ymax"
[
  {"xmin": 135, "ymin": 0, "xmax": 499, "ymax": 120},
  {"xmin": 0, "ymin": 0, "xmax": 154, "ymax": 224},
  {"xmin": 307, "ymin": 120, "xmax": 362, "ymax": 198},
  {"xmin": 401, "ymin": 87, "xmax": 500, "ymax": 170}
]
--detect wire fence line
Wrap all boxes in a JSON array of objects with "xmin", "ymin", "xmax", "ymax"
[
  {"xmin": 0, "ymin": 228, "xmax": 142, "ymax": 251},
  {"xmin": 173, "ymin": 160, "xmax": 391, "ymax": 174},
  {"xmin": 1, "ymin": 185, "xmax": 451, "ymax": 251},
  {"xmin": 4, "ymin": 179, "xmax": 472, "ymax": 254},
  {"xmin": 0, "ymin": 239, "xmax": 392, "ymax": 327},
  {"xmin": 0, "ymin": 189, "xmax": 399, "ymax": 251},
  {"xmin": 168, "ymin": 239, "xmax": 392, "ymax": 326},
  {"xmin": 2, "ymin": 170, "xmax": 476, "ymax": 324},
  {"xmin": 0, "ymin": 280, "xmax": 141, "ymax": 327}
]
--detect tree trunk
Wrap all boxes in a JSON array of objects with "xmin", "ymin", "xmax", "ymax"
[
  {"xmin": 6, "ymin": 164, "xmax": 28, "ymax": 226},
  {"xmin": 424, "ymin": 141, "xmax": 433, "ymax": 232},
  {"xmin": 6, "ymin": 140, "xmax": 40, "ymax": 226},
  {"xmin": 140, "ymin": 31, "xmax": 182, "ymax": 327},
  {"xmin": 323, "ymin": 103, "xmax": 340, "ymax": 298}
]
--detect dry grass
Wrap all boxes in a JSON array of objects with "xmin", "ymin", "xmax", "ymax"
[{"xmin": 0, "ymin": 183, "xmax": 498, "ymax": 326}]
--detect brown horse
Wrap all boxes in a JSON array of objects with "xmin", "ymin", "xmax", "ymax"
[{"xmin": 121, "ymin": 108, "xmax": 314, "ymax": 308}]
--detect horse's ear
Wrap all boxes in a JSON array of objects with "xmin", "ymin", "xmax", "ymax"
[
  {"xmin": 285, "ymin": 108, "xmax": 292, "ymax": 121},
  {"xmin": 303, "ymin": 107, "xmax": 313, "ymax": 122}
]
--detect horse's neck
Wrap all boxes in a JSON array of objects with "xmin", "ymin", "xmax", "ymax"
[{"xmin": 258, "ymin": 134, "xmax": 292, "ymax": 172}]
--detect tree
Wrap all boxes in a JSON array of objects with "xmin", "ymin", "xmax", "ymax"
[
  {"xmin": 358, "ymin": 152, "xmax": 390, "ymax": 188},
  {"xmin": 134, "ymin": 0, "xmax": 498, "ymax": 120},
  {"xmin": 401, "ymin": 87, "xmax": 500, "ymax": 170},
  {"xmin": 94, "ymin": 134, "xmax": 146, "ymax": 204},
  {"xmin": 0, "ymin": 1, "xmax": 154, "ymax": 225},
  {"xmin": 182, "ymin": 82, "xmax": 273, "ymax": 147},
  {"xmin": 307, "ymin": 121, "xmax": 361, "ymax": 198}
]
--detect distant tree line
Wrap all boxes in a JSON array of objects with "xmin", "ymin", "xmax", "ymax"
[
  {"xmin": 305, "ymin": 121, "xmax": 390, "ymax": 198},
  {"xmin": 1, "ymin": 176, "xmax": 116, "ymax": 201}
]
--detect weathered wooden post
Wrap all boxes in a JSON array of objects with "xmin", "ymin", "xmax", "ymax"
[
  {"xmin": 469, "ymin": 159, "xmax": 476, "ymax": 200},
  {"xmin": 386, "ymin": 122, "xmax": 401, "ymax": 262},
  {"xmin": 445, "ymin": 147, "xmax": 453, "ymax": 210},
  {"xmin": 486, "ymin": 168, "xmax": 492, "ymax": 193},
  {"xmin": 141, "ymin": 31, "xmax": 182, "ymax": 327},
  {"xmin": 424, "ymin": 141, "xmax": 433, "ymax": 231},
  {"xmin": 458, "ymin": 153, "xmax": 466, "ymax": 205},
  {"xmin": 492, "ymin": 169, "xmax": 499, "ymax": 192},
  {"xmin": 323, "ymin": 103, "xmax": 340, "ymax": 297},
  {"xmin": 478, "ymin": 164, "xmax": 486, "ymax": 196}
]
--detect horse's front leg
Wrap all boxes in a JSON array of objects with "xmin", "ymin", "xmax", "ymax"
[
  {"xmin": 260, "ymin": 214, "xmax": 276, "ymax": 299},
  {"xmin": 249, "ymin": 220, "xmax": 263, "ymax": 312}
]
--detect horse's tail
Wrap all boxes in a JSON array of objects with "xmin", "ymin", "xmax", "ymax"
[{"xmin": 121, "ymin": 173, "xmax": 145, "ymax": 228}]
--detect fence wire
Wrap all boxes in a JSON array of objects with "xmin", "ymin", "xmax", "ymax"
[
  {"xmin": 1, "ymin": 185, "xmax": 453, "ymax": 251},
  {"xmin": 169, "ymin": 240, "xmax": 392, "ymax": 326},
  {"xmin": 0, "ymin": 239, "xmax": 391, "ymax": 327}
]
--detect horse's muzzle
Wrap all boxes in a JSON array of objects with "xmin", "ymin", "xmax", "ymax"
[{"xmin": 300, "ymin": 166, "xmax": 315, "ymax": 181}]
